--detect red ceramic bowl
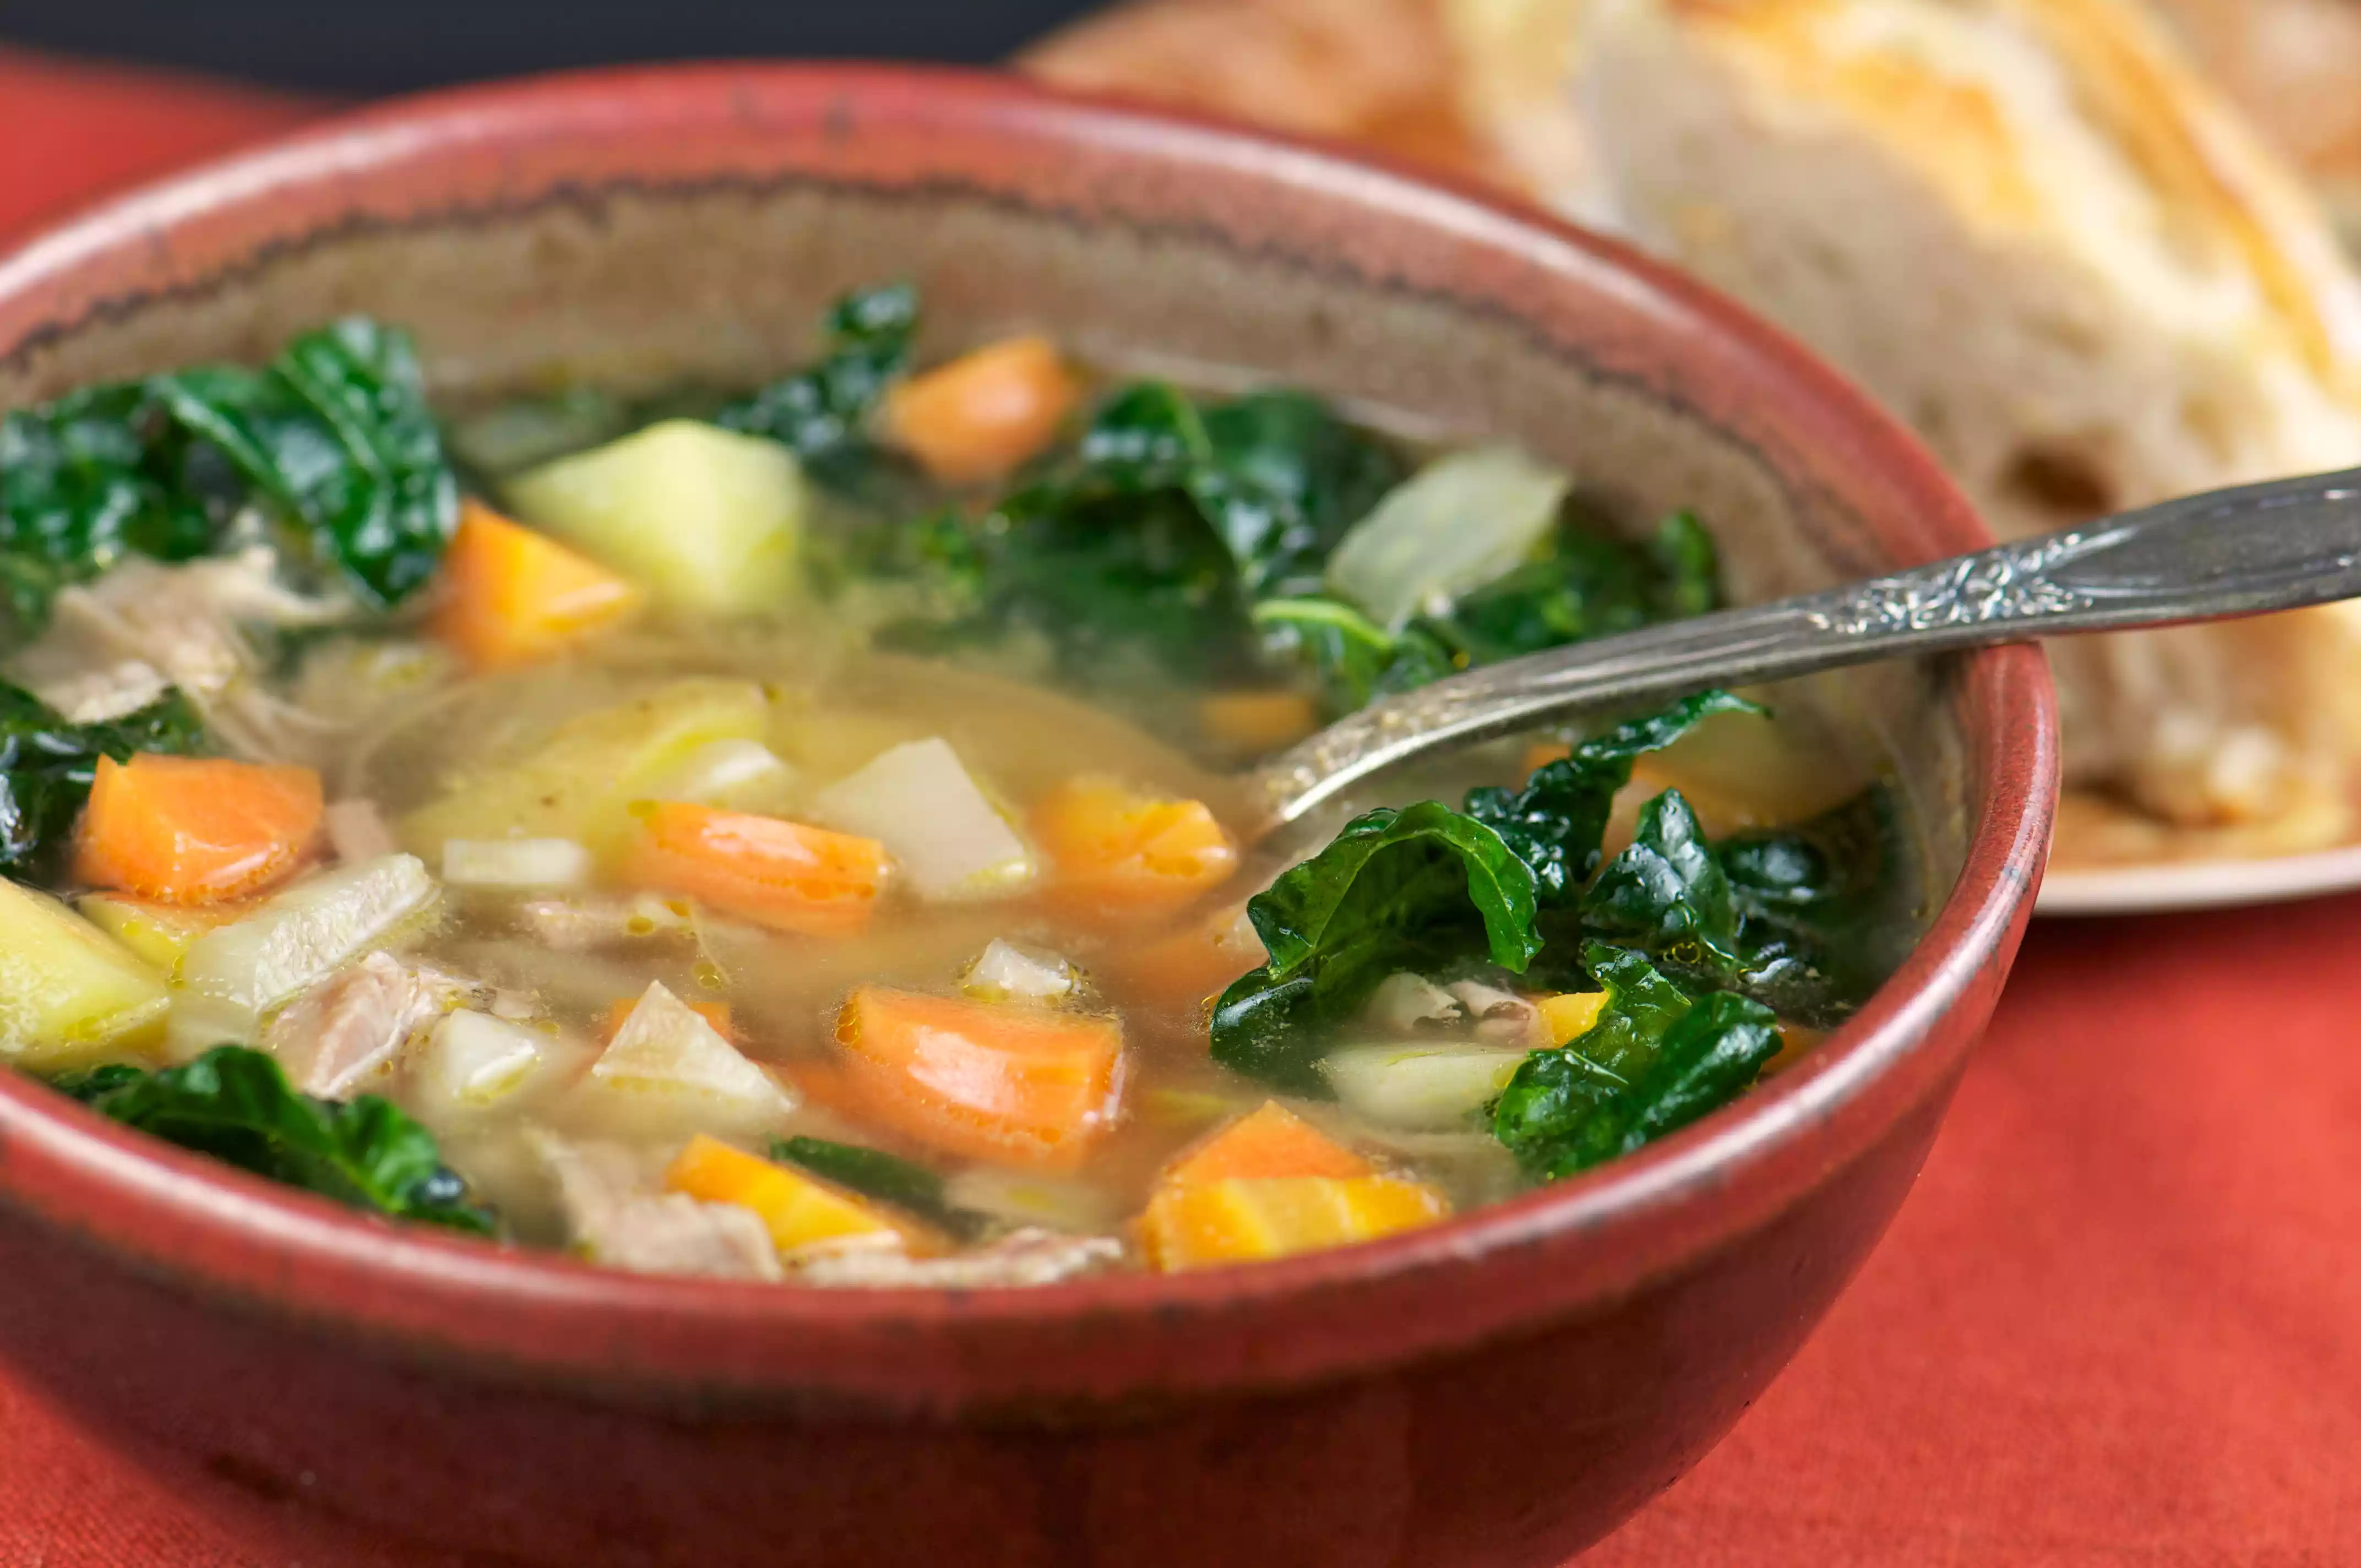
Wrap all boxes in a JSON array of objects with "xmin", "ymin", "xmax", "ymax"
[{"xmin": 0, "ymin": 66, "xmax": 2055, "ymax": 1566}]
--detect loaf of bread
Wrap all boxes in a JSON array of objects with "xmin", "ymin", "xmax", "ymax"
[
  {"xmin": 2145, "ymin": 0, "xmax": 2361, "ymax": 244},
  {"xmin": 1469, "ymin": 0, "xmax": 2361, "ymax": 858}
]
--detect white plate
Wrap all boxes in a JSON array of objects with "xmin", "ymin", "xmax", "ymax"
[{"xmin": 2037, "ymin": 843, "xmax": 2361, "ymax": 915}]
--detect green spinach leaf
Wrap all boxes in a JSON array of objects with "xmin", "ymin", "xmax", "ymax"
[
  {"xmin": 0, "ymin": 682, "xmax": 207, "ymax": 878},
  {"xmin": 1211, "ymin": 801, "xmax": 1539, "ymax": 1092},
  {"xmin": 52, "ymin": 1044, "xmax": 495, "ymax": 1236}
]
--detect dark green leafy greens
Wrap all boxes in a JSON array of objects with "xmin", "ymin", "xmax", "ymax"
[
  {"xmin": 715, "ymin": 283, "xmax": 921, "ymax": 473},
  {"xmin": 0, "ymin": 682, "xmax": 206, "ymax": 878},
  {"xmin": 48, "ymin": 1045, "xmax": 495, "ymax": 1235},
  {"xmin": 1465, "ymin": 690, "xmax": 1762, "ymax": 908},
  {"xmin": 1210, "ymin": 802, "xmax": 1540, "ymax": 1093},
  {"xmin": 1492, "ymin": 959, "xmax": 1781, "ymax": 1180},
  {"xmin": 772, "ymin": 1135, "xmax": 988, "ymax": 1240},
  {"xmin": 1581, "ymin": 789, "xmax": 1744, "ymax": 977},
  {"xmin": 0, "ymin": 318, "xmax": 458, "ymax": 624}
]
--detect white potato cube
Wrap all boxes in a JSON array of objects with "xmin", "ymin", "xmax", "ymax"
[
  {"xmin": 573, "ymin": 981, "xmax": 796, "ymax": 1135},
  {"xmin": 1319, "ymin": 1044, "xmax": 1534, "ymax": 1131},
  {"xmin": 961, "ymin": 939, "xmax": 1078, "ymax": 1004}
]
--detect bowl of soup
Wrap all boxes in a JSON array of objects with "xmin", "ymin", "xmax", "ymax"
[{"xmin": 0, "ymin": 66, "xmax": 2054, "ymax": 1566}]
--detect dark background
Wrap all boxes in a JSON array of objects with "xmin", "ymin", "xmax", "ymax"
[{"xmin": 0, "ymin": 1, "xmax": 1101, "ymax": 95}]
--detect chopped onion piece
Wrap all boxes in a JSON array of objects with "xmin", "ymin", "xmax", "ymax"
[
  {"xmin": 442, "ymin": 837, "xmax": 595, "ymax": 891},
  {"xmin": 1319, "ymin": 1043, "xmax": 1533, "ymax": 1131},
  {"xmin": 413, "ymin": 1009, "xmax": 585, "ymax": 1116},
  {"xmin": 651, "ymin": 737, "xmax": 801, "ymax": 814},
  {"xmin": 1325, "ymin": 446, "xmax": 1572, "ymax": 628},
  {"xmin": 178, "ymin": 854, "xmax": 438, "ymax": 1033},
  {"xmin": 574, "ymin": 981, "xmax": 796, "ymax": 1134},
  {"xmin": 808, "ymin": 738, "xmax": 1035, "ymax": 901},
  {"xmin": 961, "ymin": 939, "xmax": 1078, "ymax": 1004},
  {"xmin": 943, "ymin": 1167, "xmax": 1128, "ymax": 1234}
]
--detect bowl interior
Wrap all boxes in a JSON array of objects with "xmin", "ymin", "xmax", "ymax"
[{"xmin": 0, "ymin": 69, "xmax": 2039, "ymax": 1407}]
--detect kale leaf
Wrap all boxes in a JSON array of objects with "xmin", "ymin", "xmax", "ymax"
[
  {"xmin": 1464, "ymin": 690, "xmax": 1762, "ymax": 908},
  {"xmin": 1647, "ymin": 510, "xmax": 1721, "ymax": 620},
  {"xmin": 0, "ymin": 682, "xmax": 206, "ymax": 878},
  {"xmin": 0, "ymin": 385, "xmax": 218, "ymax": 629},
  {"xmin": 1250, "ymin": 596, "xmax": 1455, "ymax": 717},
  {"xmin": 1581, "ymin": 788, "xmax": 1744, "ymax": 977},
  {"xmin": 1716, "ymin": 786, "xmax": 1908, "ymax": 1026},
  {"xmin": 1211, "ymin": 801, "xmax": 1539, "ymax": 1093},
  {"xmin": 715, "ymin": 282, "xmax": 920, "ymax": 469},
  {"xmin": 52, "ymin": 1044, "xmax": 496, "ymax": 1236},
  {"xmin": 151, "ymin": 318, "xmax": 459, "ymax": 607},
  {"xmin": 2, "ymin": 319, "xmax": 459, "ymax": 623},
  {"xmin": 1492, "ymin": 946, "xmax": 1781, "ymax": 1180},
  {"xmin": 773, "ymin": 1135, "xmax": 988, "ymax": 1240}
]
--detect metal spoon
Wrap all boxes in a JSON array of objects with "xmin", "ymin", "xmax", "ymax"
[{"xmin": 1250, "ymin": 466, "xmax": 2361, "ymax": 831}]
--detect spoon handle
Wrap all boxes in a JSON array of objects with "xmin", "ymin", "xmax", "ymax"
[{"xmin": 1255, "ymin": 465, "xmax": 2361, "ymax": 829}]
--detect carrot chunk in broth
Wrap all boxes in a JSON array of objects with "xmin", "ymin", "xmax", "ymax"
[
  {"xmin": 619, "ymin": 802, "xmax": 886, "ymax": 937},
  {"xmin": 433, "ymin": 500, "xmax": 641, "ymax": 672},
  {"xmin": 1147, "ymin": 1177, "xmax": 1450, "ymax": 1270},
  {"xmin": 1031, "ymin": 777, "xmax": 1238, "ymax": 917},
  {"xmin": 883, "ymin": 336, "xmax": 1082, "ymax": 484},
  {"xmin": 74, "ymin": 755, "xmax": 323, "ymax": 906},
  {"xmin": 834, "ymin": 986, "xmax": 1125, "ymax": 1169}
]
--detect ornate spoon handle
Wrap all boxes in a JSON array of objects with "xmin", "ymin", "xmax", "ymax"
[{"xmin": 1253, "ymin": 465, "xmax": 2361, "ymax": 830}]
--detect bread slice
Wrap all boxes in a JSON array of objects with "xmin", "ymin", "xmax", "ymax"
[
  {"xmin": 1543, "ymin": 0, "xmax": 2361, "ymax": 856},
  {"xmin": 2146, "ymin": 0, "xmax": 2361, "ymax": 245}
]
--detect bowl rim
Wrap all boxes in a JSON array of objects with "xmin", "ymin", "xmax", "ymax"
[{"xmin": 0, "ymin": 62, "xmax": 2058, "ymax": 1410}]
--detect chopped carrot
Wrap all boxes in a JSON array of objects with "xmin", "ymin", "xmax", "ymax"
[
  {"xmin": 75, "ymin": 754, "xmax": 323, "ymax": 906},
  {"xmin": 433, "ymin": 500, "xmax": 641, "ymax": 672},
  {"xmin": 1196, "ymin": 690, "xmax": 1320, "ymax": 755},
  {"xmin": 664, "ymin": 1134, "xmax": 911, "ymax": 1257},
  {"xmin": 1147, "ymin": 1177, "xmax": 1450, "ymax": 1271},
  {"xmin": 883, "ymin": 336, "xmax": 1082, "ymax": 484},
  {"xmin": 618, "ymin": 802, "xmax": 886, "ymax": 938},
  {"xmin": 602, "ymin": 995, "xmax": 732, "ymax": 1045},
  {"xmin": 1140, "ymin": 1102, "xmax": 1376, "ymax": 1268},
  {"xmin": 833, "ymin": 986, "xmax": 1125, "ymax": 1169},
  {"xmin": 1160, "ymin": 1101, "xmax": 1372, "ymax": 1188},
  {"xmin": 1030, "ymin": 777, "xmax": 1238, "ymax": 917},
  {"xmin": 1111, "ymin": 903, "xmax": 1264, "ymax": 1010},
  {"xmin": 1535, "ymin": 991, "xmax": 1611, "ymax": 1047}
]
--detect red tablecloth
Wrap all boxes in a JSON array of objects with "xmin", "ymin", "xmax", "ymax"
[{"xmin": 0, "ymin": 46, "xmax": 2355, "ymax": 1567}]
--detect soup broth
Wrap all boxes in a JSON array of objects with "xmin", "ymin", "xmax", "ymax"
[{"xmin": 0, "ymin": 286, "xmax": 1905, "ymax": 1286}]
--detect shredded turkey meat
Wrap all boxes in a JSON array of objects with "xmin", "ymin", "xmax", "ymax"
[{"xmin": 265, "ymin": 950, "xmax": 481, "ymax": 1099}]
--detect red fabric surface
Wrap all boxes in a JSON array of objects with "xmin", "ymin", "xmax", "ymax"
[{"xmin": 0, "ymin": 47, "xmax": 2356, "ymax": 1567}]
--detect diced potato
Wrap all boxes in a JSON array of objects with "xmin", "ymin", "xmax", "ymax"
[
  {"xmin": 572, "ymin": 981, "xmax": 796, "ymax": 1136},
  {"xmin": 177, "ymin": 854, "xmax": 438, "ymax": 1035},
  {"xmin": 1146, "ymin": 1177, "xmax": 1450, "ymax": 1270},
  {"xmin": 943, "ymin": 1166, "xmax": 1128, "ymax": 1235},
  {"xmin": 0, "ymin": 880, "xmax": 170, "ymax": 1069},
  {"xmin": 400, "ymin": 678, "xmax": 769, "ymax": 860},
  {"xmin": 665, "ymin": 1134, "xmax": 906, "ymax": 1259},
  {"xmin": 808, "ymin": 738, "xmax": 1035, "ymax": 902},
  {"xmin": 442, "ymin": 838, "xmax": 594, "ymax": 891},
  {"xmin": 505, "ymin": 418, "xmax": 803, "ymax": 614},
  {"xmin": 1536, "ymin": 991, "xmax": 1611, "ymax": 1047},
  {"xmin": 960, "ymin": 939, "xmax": 1077, "ymax": 1004},
  {"xmin": 78, "ymin": 894, "xmax": 241, "ymax": 978},
  {"xmin": 1319, "ymin": 1044, "xmax": 1531, "ymax": 1131},
  {"xmin": 410, "ymin": 1010, "xmax": 589, "ymax": 1120}
]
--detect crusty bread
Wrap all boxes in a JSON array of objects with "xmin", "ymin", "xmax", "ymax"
[
  {"xmin": 1548, "ymin": 0, "xmax": 2361, "ymax": 854},
  {"xmin": 2146, "ymin": 0, "xmax": 2361, "ymax": 244}
]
